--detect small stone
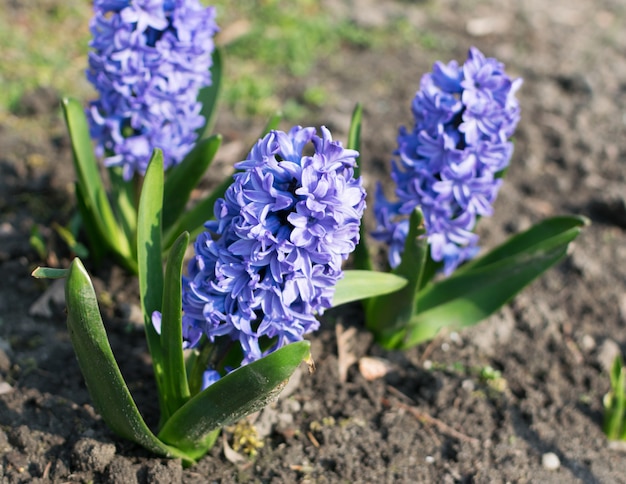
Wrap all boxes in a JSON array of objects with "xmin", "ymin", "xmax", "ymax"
[
  {"xmin": 542, "ymin": 452, "xmax": 560, "ymax": 471},
  {"xmin": 581, "ymin": 334, "xmax": 596, "ymax": 352},
  {"xmin": 449, "ymin": 332, "xmax": 462, "ymax": 345},
  {"xmin": 0, "ymin": 382, "xmax": 13, "ymax": 395},
  {"xmin": 425, "ymin": 455, "xmax": 435, "ymax": 464},
  {"xmin": 358, "ymin": 356, "xmax": 394, "ymax": 381},
  {"xmin": 597, "ymin": 339, "xmax": 621, "ymax": 373},
  {"xmin": 462, "ymin": 379, "xmax": 475, "ymax": 392}
]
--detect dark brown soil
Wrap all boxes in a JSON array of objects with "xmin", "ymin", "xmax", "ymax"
[{"xmin": 2, "ymin": 0, "xmax": 626, "ymax": 482}]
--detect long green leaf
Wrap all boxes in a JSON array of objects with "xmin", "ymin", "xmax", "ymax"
[
  {"xmin": 161, "ymin": 231, "xmax": 191, "ymax": 417},
  {"xmin": 365, "ymin": 209, "xmax": 429, "ymax": 346},
  {"xmin": 62, "ymin": 97, "xmax": 131, "ymax": 261},
  {"xmin": 163, "ymin": 174, "xmax": 232, "ymax": 249},
  {"xmin": 137, "ymin": 149, "xmax": 167, "ymax": 420},
  {"xmin": 195, "ymin": 47, "xmax": 223, "ymax": 139},
  {"xmin": 109, "ymin": 167, "xmax": 138, "ymax": 262},
  {"xmin": 64, "ymin": 258, "xmax": 191, "ymax": 463},
  {"xmin": 399, "ymin": 222, "xmax": 583, "ymax": 348},
  {"xmin": 346, "ymin": 103, "xmax": 372, "ymax": 272},
  {"xmin": 158, "ymin": 341, "xmax": 311, "ymax": 461},
  {"xmin": 162, "ymin": 135, "xmax": 222, "ymax": 234},
  {"xmin": 458, "ymin": 215, "xmax": 588, "ymax": 273},
  {"xmin": 74, "ymin": 182, "xmax": 107, "ymax": 267},
  {"xmin": 348, "ymin": 103, "xmax": 363, "ymax": 175},
  {"xmin": 332, "ymin": 270, "xmax": 407, "ymax": 307}
]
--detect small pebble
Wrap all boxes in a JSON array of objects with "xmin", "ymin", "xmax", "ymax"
[
  {"xmin": 449, "ymin": 332, "xmax": 462, "ymax": 345},
  {"xmin": 462, "ymin": 379, "xmax": 475, "ymax": 392},
  {"xmin": 581, "ymin": 334, "xmax": 596, "ymax": 351},
  {"xmin": 542, "ymin": 452, "xmax": 560, "ymax": 471},
  {"xmin": 597, "ymin": 339, "xmax": 621, "ymax": 373},
  {"xmin": 0, "ymin": 382, "xmax": 13, "ymax": 395},
  {"xmin": 425, "ymin": 455, "xmax": 435, "ymax": 464},
  {"xmin": 441, "ymin": 342, "xmax": 450, "ymax": 352}
]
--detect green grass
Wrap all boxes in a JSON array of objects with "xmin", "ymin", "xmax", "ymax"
[
  {"xmin": 211, "ymin": 0, "xmax": 382, "ymax": 118},
  {"xmin": 1, "ymin": 1, "xmax": 440, "ymax": 121},
  {"xmin": 0, "ymin": 1, "xmax": 93, "ymax": 115}
]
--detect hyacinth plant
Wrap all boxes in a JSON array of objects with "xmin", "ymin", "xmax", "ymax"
[
  {"xmin": 358, "ymin": 47, "xmax": 587, "ymax": 349},
  {"xmin": 33, "ymin": 118, "xmax": 406, "ymax": 464},
  {"xmin": 62, "ymin": 0, "xmax": 225, "ymax": 273}
]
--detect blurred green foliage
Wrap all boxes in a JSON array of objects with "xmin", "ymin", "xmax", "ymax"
[
  {"xmin": 2, "ymin": 0, "xmax": 438, "ymax": 120},
  {"xmin": 0, "ymin": 1, "xmax": 93, "ymax": 115}
]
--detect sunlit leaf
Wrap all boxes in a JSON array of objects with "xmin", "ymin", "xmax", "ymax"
[
  {"xmin": 332, "ymin": 270, "xmax": 407, "ymax": 307},
  {"xmin": 137, "ymin": 149, "xmax": 167, "ymax": 420},
  {"xmin": 458, "ymin": 215, "xmax": 589, "ymax": 273},
  {"xmin": 162, "ymin": 134, "xmax": 222, "ymax": 236},
  {"xmin": 365, "ymin": 209, "xmax": 429, "ymax": 347},
  {"xmin": 64, "ymin": 258, "xmax": 191, "ymax": 463},
  {"xmin": 400, "ymin": 217, "xmax": 585, "ymax": 348},
  {"xmin": 162, "ymin": 174, "xmax": 232, "ymax": 249},
  {"xmin": 62, "ymin": 97, "xmax": 131, "ymax": 261},
  {"xmin": 161, "ymin": 231, "xmax": 191, "ymax": 417},
  {"xmin": 108, "ymin": 166, "xmax": 138, "ymax": 261},
  {"xmin": 31, "ymin": 267, "xmax": 69, "ymax": 279},
  {"xmin": 158, "ymin": 341, "xmax": 310, "ymax": 461},
  {"xmin": 604, "ymin": 355, "xmax": 626, "ymax": 440},
  {"xmin": 346, "ymin": 103, "xmax": 372, "ymax": 272},
  {"xmin": 196, "ymin": 47, "xmax": 223, "ymax": 139}
]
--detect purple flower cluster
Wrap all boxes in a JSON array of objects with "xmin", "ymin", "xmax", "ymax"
[
  {"xmin": 182, "ymin": 126, "xmax": 366, "ymax": 367},
  {"xmin": 373, "ymin": 47, "xmax": 522, "ymax": 274},
  {"xmin": 87, "ymin": 0, "xmax": 218, "ymax": 180}
]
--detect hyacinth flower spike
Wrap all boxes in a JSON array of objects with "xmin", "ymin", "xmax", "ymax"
[
  {"xmin": 180, "ymin": 124, "xmax": 407, "ymax": 383},
  {"xmin": 362, "ymin": 47, "xmax": 586, "ymax": 349},
  {"xmin": 62, "ymin": 0, "xmax": 227, "ymax": 273}
]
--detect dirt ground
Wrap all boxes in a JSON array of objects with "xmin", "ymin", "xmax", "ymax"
[{"xmin": 2, "ymin": 0, "xmax": 626, "ymax": 482}]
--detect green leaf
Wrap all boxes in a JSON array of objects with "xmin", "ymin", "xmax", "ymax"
[
  {"xmin": 365, "ymin": 209, "xmax": 429, "ymax": 347},
  {"xmin": 347, "ymin": 103, "xmax": 363, "ymax": 174},
  {"xmin": 458, "ymin": 215, "xmax": 589, "ymax": 273},
  {"xmin": 137, "ymin": 149, "xmax": 167, "ymax": 420},
  {"xmin": 346, "ymin": 103, "xmax": 372, "ymax": 272},
  {"xmin": 63, "ymin": 258, "xmax": 191, "ymax": 463},
  {"xmin": 29, "ymin": 225, "xmax": 47, "ymax": 260},
  {"xmin": 108, "ymin": 167, "xmax": 138, "ymax": 261},
  {"xmin": 158, "ymin": 341, "xmax": 311, "ymax": 461},
  {"xmin": 62, "ymin": 97, "xmax": 131, "ymax": 261},
  {"xmin": 161, "ymin": 231, "xmax": 191, "ymax": 417},
  {"xmin": 163, "ymin": 174, "xmax": 232, "ymax": 250},
  {"xmin": 332, "ymin": 270, "xmax": 407, "ymax": 307},
  {"xmin": 53, "ymin": 222, "xmax": 89, "ymax": 259},
  {"xmin": 162, "ymin": 134, "xmax": 222, "ymax": 235},
  {"xmin": 604, "ymin": 355, "xmax": 626, "ymax": 440},
  {"xmin": 399, "ymin": 217, "xmax": 585, "ymax": 348},
  {"xmin": 74, "ymin": 182, "xmax": 107, "ymax": 267},
  {"xmin": 196, "ymin": 48, "xmax": 223, "ymax": 139},
  {"xmin": 262, "ymin": 111, "xmax": 283, "ymax": 134},
  {"xmin": 31, "ymin": 267, "xmax": 69, "ymax": 279}
]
